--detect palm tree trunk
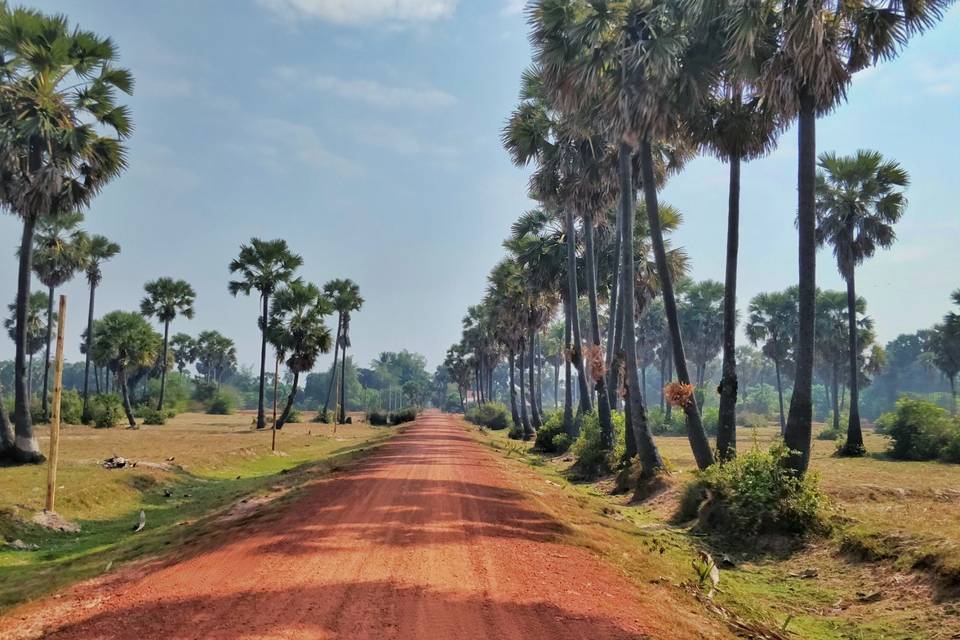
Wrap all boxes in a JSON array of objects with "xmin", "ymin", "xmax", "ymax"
[
  {"xmin": 41, "ymin": 284, "xmax": 55, "ymax": 422},
  {"xmin": 12, "ymin": 213, "xmax": 42, "ymax": 463},
  {"xmin": 784, "ymin": 90, "xmax": 817, "ymax": 473},
  {"xmin": 554, "ymin": 355, "xmax": 560, "ymax": 409},
  {"xmin": 508, "ymin": 349, "xmax": 520, "ymax": 428},
  {"xmin": 717, "ymin": 154, "xmax": 740, "ymax": 460},
  {"xmin": 528, "ymin": 320, "xmax": 542, "ymax": 428},
  {"xmin": 844, "ymin": 266, "xmax": 864, "ymax": 454},
  {"xmin": 832, "ymin": 364, "xmax": 840, "ymax": 431},
  {"xmin": 339, "ymin": 343, "xmax": 348, "ymax": 423},
  {"xmin": 323, "ymin": 314, "xmax": 343, "ymax": 416},
  {"xmin": 277, "ymin": 371, "xmax": 300, "ymax": 428},
  {"xmin": 563, "ymin": 295, "xmax": 575, "ymax": 437},
  {"xmin": 563, "ymin": 207, "xmax": 592, "ymax": 414},
  {"xmin": 950, "ymin": 375, "xmax": 957, "ymax": 416},
  {"xmin": 639, "ymin": 140, "xmax": 713, "ymax": 470},
  {"xmin": 256, "ymin": 294, "xmax": 270, "ymax": 429},
  {"xmin": 605, "ymin": 201, "xmax": 623, "ymax": 408},
  {"xmin": 775, "ymin": 358, "xmax": 786, "ymax": 434},
  {"xmin": 536, "ymin": 334, "xmax": 544, "ymax": 414},
  {"xmin": 619, "ymin": 141, "xmax": 663, "ymax": 478},
  {"xmin": 0, "ymin": 384, "xmax": 14, "ymax": 459},
  {"xmin": 272, "ymin": 356, "xmax": 280, "ymax": 435},
  {"xmin": 157, "ymin": 320, "xmax": 171, "ymax": 411},
  {"xmin": 583, "ymin": 210, "xmax": 614, "ymax": 448},
  {"xmin": 118, "ymin": 370, "xmax": 137, "ymax": 429},
  {"xmin": 519, "ymin": 341, "xmax": 531, "ymax": 438},
  {"xmin": 659, "ymin": 358, "xmax": 666, "ymax": 412},
  {"xmin": 82, "ymin": 282, "xmax": 97, "ymax": 422}
]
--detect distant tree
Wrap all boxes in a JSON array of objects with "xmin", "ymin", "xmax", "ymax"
[
  {"xmin": 5, "ymin": 292, "xmax": 50, "ymax": 403},
  {"xmin": 91, "ymin": 312, "xmax": 162, "ymax": 428},
  {"xmin": 170, "ymin": 333, "xmax": 197, "ymax": 375},
  {"xmin": 678, "ymin": 280, "xmax": 725, "ymax": 392},
  {"xmin": 194, "ymin": 331, "xmax": 237, "ymax": 387},
  {"xmin": 268, "ymin": 282, "xmax": 333, "ymax": 428},
  {"xmin": 32, "ymin": 212, "xmax": 86, "ymax": 421},
  {"xmin": 140, "ymin": 278, "xmax": 195, "ymax": 411},
  {"xmin": 746, "ymin": 290, "xmax": 798, "ymax": 433},
  {"xmin": 816, "ymin": 150, "xmax": 908, "ymax": 455},
  {"xmin": 229, "ymin": 239, "xmax": 302, "ymax": 428},
  {"xmin": 321, "ymin": 279, "xmax": 363, "ymax": 424},
  {"xmin": 79, "ymin": 234, "xmax": 120, "ymax": 421},
  {"xmin": 929, "ymin": 291, "xmax": 960, "ymax": 415}
]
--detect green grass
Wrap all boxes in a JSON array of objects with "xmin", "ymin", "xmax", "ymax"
[{"xmin": 0, "ymin": 412, "xmax": 391, "ymax": 613}]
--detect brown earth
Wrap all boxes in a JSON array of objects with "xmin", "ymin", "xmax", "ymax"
[{"xmin": 0, "ymin": 412, "xmax": 721, "ymax": 640}]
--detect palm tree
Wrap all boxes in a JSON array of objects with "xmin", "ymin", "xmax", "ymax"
[
  {"xmin": 194, "ymin": 331, "xmax": 237, "ymax": 386},
  {"xmin": 488, "ymin": 259, "xmax": 526, "ymax": 430},
  {"xmin": 725, "ymin": 0, "xmax": 950, "ymax": 473},
  {"xmin": 0, "ymin": 5, "xmax": 132, "ymax": 462},
  {"xmin": 746, "ymin": 290, "xmax": 798, "ymax": 433},
  {"xmin": 228, "ymin": 239, "xmax": 302, "ymax": 429},
  {"xmin": 31, "ymin": 212, "xmax": 86, "ymax": 421},
  {"xmin": 5, "ymin": 291, "xmax": 50, "ymax": 405},
  {"xmin": 929, "ymin": 292, "xmax": 960, "ymax": 415},
  {"xmin": 332, "ymin": 280, "xmax": 363, "ymax": 424},
  {"xmin": 170, "ymin": 333, "xmax": 196, "ymax": 376},
  {"xmin": 320, "ymin": 279, "xmax": 361, "ymax": 421},
  {"xmin": 79, "ymin": 234, "xmax": 120, "ymax": 422},
  {"xmin": 90, "ymin": 312, "xmax": 162, "ymax": 429},
  {"xmin": 268, "ymin": 282, "xmax": 333, "ymax": 428},
  {"xmin": 140, "ymin": 278, "xmax": 196, "ymax": 412},
  {"xmin": 814, "ymin": 150, "xmax": 908, "ymax": 454}
]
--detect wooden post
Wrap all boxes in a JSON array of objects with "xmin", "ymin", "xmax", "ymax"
[
  {"xmin": 45, "ymin": 295, "xmax": 67, "ymax": 513},
  {"xmin": 271, "ymin": 356, "xmax": 279, "ymax": 452}
]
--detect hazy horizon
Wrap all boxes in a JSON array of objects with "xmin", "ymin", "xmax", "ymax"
[{"xmin": 0, "ymin": 0, "xmax": 957, "ymax": 374}]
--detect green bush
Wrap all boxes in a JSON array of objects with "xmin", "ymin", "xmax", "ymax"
[
  {"xmin": 206, "ymin": 391, "xmax": 235, "ymax": 415},
  {"xmin": 648, "ymin": 407, "xmax": 686, "ymax": 436},
  {"xmin": 883, "ymin": 398, "xmax": 956, "ymax": 461},
  {"xmin": 91, "ymin": 394, "xmax": 124, "ymax": 429},
  {"xmin": 736, "ymin": 411, "xmax": 768, "ymax": 429},
  {"xmin": 312, "ymin": 409, "xmax": 333, "ymax": 423},
  {"xmin": 367, "ymin": 410, "xmax": 389, "ymax": 426},
  {"xmin": 816, "ymin": 427, "xmax": 842, "ymax": 441},
  {"xmin": 392, "ymin": 407, "xmax": 418, "ymax": 424},
  {"xmin": 465, "ymin": 402, "xmax": 512, "ymax": 430},
  {"xmin": 941, "ymin": 430, "xmax": 960, "ymax": 464},
  {"xmin": 59, "ymin": 389, "xmax": 83, "ymax": 425},
  {"xmin": 534, "ymin": 410, "xmax": 570, "ymax": 453},
  {"xmin": 140, "ymin": 407, "xmax": 167, "ymax": 425},
  {"xmin": 679, "ymin": 443, "xmax": 825, "ymax": 537},
  {"xmin": 701, "ymin": 407, "xmax": 719, "ymax": 437},
  {"xmin": 285, "ymin": 408, "xmax": 301, "ymax": 424},
  {"xmin": 571, "ymin": 411, "xmax": 626, "ymax": 477}
]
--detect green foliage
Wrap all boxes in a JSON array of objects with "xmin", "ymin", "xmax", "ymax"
[
  {"xmin": 816, "ymin": 427, "xmax": 842, "ymax": 441},
  {"xmin": 140, "ymin": 408, "xmax": 167, "ymax": 426},
  {"xmin": 285, "ymin": 408, "xmax": 301, "ymax": 424},
  {"xmin": 882, "ymin": 397, "xmax": 957, "ymax": 461},
  {"xmin": 146, "ymin": 373, "xmax": 192, "ymax": 415},
  {"xmin": 701, "ymin": 407, "xmax": 719, "ymax": 437},
  {"xmin": 91, "ymin": 394, "xmax": 124, "ymax": 429},
  {"xmin": 465, "ymin": 402, "xmax": 512, "ymax": 430},
  {"xmin": 571, "ymin": 411, "xmax": 625, "ymax": 477},
  {"xmin": 736, "ymin": 411, "xmax": 768, "ymax": 429},
  {"xmin": 391, "ymin": 407, "xmax": 418, "ymax": 424},
  {"xmin": 680, "ymin": 444, "xmax": 826, "ymax": 538},
  {"xmin": 367, "ymin": 410, "xmax": 389, "ymax": 426},
  {"xmin": 59, "ymin": 389, "xmax": 83, "ymax": 425},
  {"xmin": 534, "ymin": 410, "xmax": 569, "ymax": 453},
  {"xmin": 206, "ymin": 391, "xmax": 235, "ymax": 415},
  {"xmin": 648, "ymin": 407, "xmax": 686, "ymax": 435}
]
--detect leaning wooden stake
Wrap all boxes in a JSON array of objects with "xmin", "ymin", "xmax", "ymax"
[
  {"xmin": 271, "ymin": 356, "xmax": 279, "ymax": 452},
  {"xmin": 45, "ymin": 295, "xmax": 67, "ymax": 513}
]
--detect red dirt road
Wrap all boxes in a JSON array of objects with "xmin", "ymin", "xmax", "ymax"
[{"xmin": 2, "ymin": 413, "xmax": 712, "ymax": 640}]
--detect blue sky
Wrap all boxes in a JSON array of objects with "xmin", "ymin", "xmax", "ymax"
[{"xmin": 0, "ymin": 0, "xmax": 957, "ymax": 374}]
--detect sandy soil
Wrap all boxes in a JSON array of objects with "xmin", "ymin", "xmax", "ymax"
[{"xmin": 0, "ymin": 412, "xmax": 710, "ymax": 640}]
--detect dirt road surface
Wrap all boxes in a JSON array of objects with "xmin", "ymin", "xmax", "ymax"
[{"xmin": 1, "ymin": 412, "xmax": 716, "ymax": 639}]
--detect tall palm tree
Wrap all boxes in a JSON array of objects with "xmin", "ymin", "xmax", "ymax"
[
  {"xmin": 90, "ymin": 311, "xmax": 162, "ymax": 429},
  {"xmin": 79, "ymin": 234, "xmax": 120, "ymax": 422},
  {"xmin": 746, "ymin": 290, "xmax": 798, "ymax": 433},
  {"xmin": 5, "ymin": 291, "xmax": 50, "ymax": 405},
  {"xmin": 815, "ymin": 150, "xmax": 908, "ymax": 454},
  {"xmin": 268, "ymin": 282, "xmax": 333, "ymax": 428},
  {"xmin": 140, "ymin": 278, "xmax": 197, "ymax": 412},
  {"xmin": 929, "ymin": 291, "xmax": 960, "ymax": 415},
  {"xmin": 725, "ymin": 0, "xmax": 950, "ymax": 473},
  {"xmin": 321, "ymin": 279, "xmax": 363, "ymax": 423},
  {"xmin": 170, "ymin": 333, "xmax": 196, "ymax": 376},
  {"xmin": 0, "ymin": 4, "xmax": 132, "ymax": 462},
  {"xmin": 488, "ymin": 258, "xmax": 526, "ymax": 430},
  {"xmin": 32, "ymin": 212, "xmax": 86, "ymax": 421},
  {"xmin": 229, "ymin": 239, "xmax": 302, "ymax": 429},
  {"xmin": 194, "ymin": 330, "xmax": 237, "ymax": 386}
]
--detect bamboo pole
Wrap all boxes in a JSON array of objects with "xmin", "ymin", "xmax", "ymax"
[
  {"xmin": 271, "ymin": 356, "xmax": 279, "ymax": 452},
  {"xmin": 45, "ymin": 295, "xmax": 67, "ymax": 513}
]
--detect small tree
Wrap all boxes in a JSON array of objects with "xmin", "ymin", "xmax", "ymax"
[
  {"xmin": 90, "ymin": 312, "xmax": 162, "ymax": 428},
  {"xmin": 140, "ymin": 278, "xmax": 196, "ymax": 411}
]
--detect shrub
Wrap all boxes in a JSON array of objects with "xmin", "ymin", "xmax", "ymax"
[
  {"xmin": 465, "ymin": 402, "xmax": 512, "ymax": 430},
  {"xmin": 313, "ymin": 409, "xmax": 333, "ymax": 424},
  {"xmin": 679, "ymin": 443, "xmax": 825, "ymax": 537},
  {"xmin": 816, "ymin": 427, "xmax": 842, "ymax": 441},
  {"xmin": 206, "ymin": 391, "xmax": 235, "ymax": 415},
  {"xmin": 392, "ymin": 407, "xmax": 418, "ymax": 424},
  {"xmin": 648, "ymin": 407, "xmax": 686, "ymax": 436},
  {"xmin": 140, "ymin": 407, "xmax": 167, "ymax": 425},
  {"xmin": 883, "ymin": 398, "xmax": 956, "ymax": 461},
  {"xmin": 701, "ymin": 407, "xmax": 719, "ymax": 437},
  {"xmin": 91, "ymin": 394, "xmax": 124, "ymax": 429},
  {"xmin": 59, "ymin": 389, "xmax": 83, "ymax": 425},
  {"xmin": 736, "ymin": 411, "xmax": 768, "ymax": 429},
  {"xmin": 534, "ymin": 411, "xmax": 570, "ymax": 453},
  {"xmin": 285, "ymin": 408, "xmax": 301, "ymax": 424},
  {"xmin": 367, "ymin": 410, "xmax": 389, "ymax": 426},
  {"xmin": 571, "ymin": 411, "xmax": 626, "ymax": 477},
  {"xmin": 941, "ymin": 430, "xmax": 960, "ymax": 464}
]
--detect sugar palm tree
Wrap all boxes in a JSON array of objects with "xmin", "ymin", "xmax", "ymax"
[
  {"xmin": 815, "ymin": 150, "xmax": 908, "ymax": 454},
  {"xmin": 90, "ymin": 311, "xmax": 162, "ymax": 429},
  {"xmin": 170, "ymin": 333, "xmax": 196, "ymax": 376},
  {"xmin": 0, "ymin": 4, "xmax": 132, "ymax": 462},
  {"xmin": 268, "ymin": 281, "xmax": 333, "ymax": 428},
  {"xmin": 746, "ymin": 290, "xmax": 798, "ymax": 433},
  {"xmin": 194, "ymin": 330, "xmax": 237, "ymax": 386},
  {"xmin": 929, "ymin": 291, "xmax": 960, "ymax": 415},
  {"xmin": 321, "ymin": 279, "xmax": 363, "ymax": 423},
  {"xmin": 488, "ymin": 258, "xmax": 526, "ymax": 430},
  {"xmin": 79, "ymin": 234, "xmax": 120, "ymax": 421},
  {"xmin": 140, "ymin": 278, "xmax": 197, "ymax": 412},
  {"xmin": 725, "ymin": 0, "xmax": 950, "ymax": 472},
  {"xmin": 5, "ymin": 291, "xmax": 50, "ymax": 405},
  {"xmin": 229, "ymin": 239, "xmax": 302, "ymax": 429},
  {"xmin": 32, "ymin": 212, "xmax": 87, "ymax": 421}
]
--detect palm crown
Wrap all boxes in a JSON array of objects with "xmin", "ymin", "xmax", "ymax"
[
  {"xmin": 141, "ymin": 278, "xmax": 196, "ymax": 324},
  {"xmin": 82, "ymin": 234, "xmax": 121, "ymax": 287},
  {"xmin": 228, "ymin": 239, "xmax": 303, "ymax": 300},
  {"xmin": 32, "ymin": 212, "xmax": 87, "ymax": 289}
]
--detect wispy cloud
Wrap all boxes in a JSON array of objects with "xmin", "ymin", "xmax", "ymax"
[
  {"xmin": 273, "ymin": 66, "xmax": 457, "ymax": 110},
  {"xmin": 918, "ymin": 61, "xmax": 960, "ymax": 95},
  {"xmin": 243, "ymin": 117, "xmax": 361, "ymax": 176},
  {"xmin": 502, "ymin": 0, "xmax": 527, "ymax": 16},
  {"xmin": 350, "ymin": 122, "xmax": 459, "ymax": 160},
  {"xmin": 257, "ymin": 0, "xmax": 458, "ymax": 25}
]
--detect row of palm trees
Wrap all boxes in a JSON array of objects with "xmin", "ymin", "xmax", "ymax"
[{"xmin": 447, "ymin": 0, "xmax": 944, "ymax": 481}]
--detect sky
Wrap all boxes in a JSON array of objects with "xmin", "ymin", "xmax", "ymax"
[{"xmin": 0, "ymin": 0, "xmax": 958, "ymax": 376}]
